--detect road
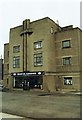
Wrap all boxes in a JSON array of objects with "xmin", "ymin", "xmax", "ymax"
[{"xmin": 1, "ymin": 90, "xmax": 81, "ymax": 119}]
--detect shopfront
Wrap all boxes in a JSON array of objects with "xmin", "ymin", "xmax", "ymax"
[{"xmin": 11, "ymin": 72, "xmax": 44, "ymax": 89}]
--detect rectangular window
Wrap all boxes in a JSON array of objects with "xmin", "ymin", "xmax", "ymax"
[
  {"xmin": 7, "ymin": 78, "xmax": 9, "ymax": 85},
  {"xmin": 34, "ymin": 53, "xmax": 43, "ymax": 66},
  {"xmin": 62, "ymin": 40, "xmax": 71, "ymax": 48},
  {"xmin": 34, "ymin": 41, "xmax": 42, "ymax": 49},
  {"xmin": 13, "ymin": 56, "xmax": 20, "ymax": 68},
  {"xmin": 64, "ymin": 77, "xmax": 72, "ymax": 85},
  {"xmin": 63, "ymin": 57, "xmax": 71, "ymax": 65},
  {"xmin": 13, "ymin": 45, "xmax": 20, "ymax": 53},
  {"xmin": 8, "ymin": 51, "xmax": 9, "ymax": 57},
  {"xmin": 7, "ymin": 64, "xmax": 9, "ymax": 70}
]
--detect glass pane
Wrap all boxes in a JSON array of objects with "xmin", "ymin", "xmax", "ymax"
[
  {"xmin": 13, "ymin": 46, "xmax": 20, "ymax": 53},
  {"xmin": 62, "ymin": 40, "xmax": 70, "ymax": 48},
  {"xmin": 63, "ymin": 57, "xmax": 71, "ymax": 65},
  {"xmin": 34, "ymin": 41, "xmax": 42, "ymax": 49},
  {"xmin": 13, "ymin": 56, "xmax": 20, "ymax": 68},
  {"xmin": 34, "ymin": 53, "xmax": 42, "ymax": 66},
  {"xmin": 64, "ymin": 77, "xmax": 72, "ymax": 85}
]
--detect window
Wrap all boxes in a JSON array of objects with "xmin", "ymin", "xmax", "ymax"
[
  {"xmin": 62, "ymin": 40, "xmax": 71, "ymax": 48},
  {"xmin": 34, "ymin": 53, "xmax": 43, "ymax": 66},
  {"xmin": 13, "ymin": 45, "xmax": 20, "ymax": 53},
  {"xmin": 13, "ymin": 56, "xmax": 20, "ymax": 68},
  {"xmin": 8, "ymin": 51, "xmax": 9, "ymax": 57},
  {"xmin": 7, "ymin": 64, "xmax": 9, "ymax": 70},
  {"xmin": 63, "ymin": 57, "xmax": 71, "ymax": 65},
  {"xmin": 34, "ymin": 41, "xmax": 42, "ymax": 49},
  {"xmin": 7, "ymin": 78, "xmax": 9, "ymax": 85},
  {"xmin": 64, "ymin": 77, "xmax": 72, "ymax": 85}
]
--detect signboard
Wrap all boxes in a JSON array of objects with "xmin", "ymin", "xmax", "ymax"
[{"xmin": 11, "ymin": 71, "xmax": 44, "ymax": 76}]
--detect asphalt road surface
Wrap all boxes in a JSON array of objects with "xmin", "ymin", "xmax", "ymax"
[{"xmin": 1, "ymin": 90, "xmax": 81, "ymax": 119}]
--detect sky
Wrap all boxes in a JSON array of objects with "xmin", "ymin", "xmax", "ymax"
[{"xmin": 0, "ymin": 0, "xmax": 81, "ymax": 58}]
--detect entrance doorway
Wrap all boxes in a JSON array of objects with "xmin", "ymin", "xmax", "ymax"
[{"xmin": 13, "ymin": 75, "xmax": 43, "ymax": 89}]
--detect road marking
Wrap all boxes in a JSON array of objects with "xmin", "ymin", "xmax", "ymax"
[{"xmin": 0, "ymin": 112, "xmax": 23, "ymax": 119}]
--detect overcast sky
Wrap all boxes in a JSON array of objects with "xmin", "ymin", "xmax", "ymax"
[{"xmin": 0, "ymin": 0, "xmax": 81, "ymax": 58}]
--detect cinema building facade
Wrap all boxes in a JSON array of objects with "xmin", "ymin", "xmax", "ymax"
[{"xmin": 3, "ymin": 17, "xmax": 82, "ymax": 92}]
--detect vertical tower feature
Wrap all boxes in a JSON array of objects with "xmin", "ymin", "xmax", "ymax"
[
  {"xmin": 23, "ymin": 19, "xmax": 30, "ymax": 72},
  {"xmin": 23, "ymin": 19, "xmax": 30, "ymax": 30},
  {"xmin": 21, "ymin": 19, "xmax": 33, "ymax": 72}
]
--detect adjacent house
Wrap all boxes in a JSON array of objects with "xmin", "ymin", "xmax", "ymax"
[{"xmin": 0, "ymin": 57, "xmax": 3, "ymax": 82}]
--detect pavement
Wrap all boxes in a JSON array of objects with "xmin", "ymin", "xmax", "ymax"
[
  {"xmin": 2, "ymin": 89, "xmax": 81, "ymax": 119},
  {"xmin": 0, "ymin": 112, "xmax": 23, "ymax": 119},
  {"xmin": 8, "ymin": 88, "xmax": 82, "ymax": 96},
  {"xmin": 0, "ymin": 113, "xmax": 36, "ymax": 120}
]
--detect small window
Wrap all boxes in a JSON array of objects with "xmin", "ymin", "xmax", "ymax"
[
  {"xmin": 13, "ymin": 45, "xmax": 20, "ymax": 53},
  {"xmin": 8, "ymin": 51, "xmax": 9, "ymax": 57},
  {"xmin": 64, "ymin": 77, "xmax": 72, "ymax": 85},
  {"xmin": 34, "ymin": 41, "xmax": 42, "ymax": 49},
  {"xmin": 7, "ymin": 78, "xmax": 9, "ymax": 85},
  {"xmin": 34, "ymin": 53, "xmax": 43, "ymax": 66},
  {"xmin": 62, "ymin": 40, "xmax": 71, "ymax": 48},
  {"xmin": 7, "ymin": 64, "xmax": 9, "ymax": 70},
  {"xmin": 63, "ymin": 57, "xmax": 71, "ymax": 65},
  {"xmin": 13, "ymin": 56, "xmax": 20, "ymax": 68}
]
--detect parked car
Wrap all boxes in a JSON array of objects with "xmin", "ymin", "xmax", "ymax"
[{"xmin": 0, "ymin": 84, "xmax": 5, "ymax": 92}]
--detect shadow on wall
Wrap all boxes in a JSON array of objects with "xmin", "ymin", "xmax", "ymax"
[{"xmin": 55, "ymin": 76, "xmax": 63, "ymax": 91}]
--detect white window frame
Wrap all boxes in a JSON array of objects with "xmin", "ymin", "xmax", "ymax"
[{"xmin": 34, "ymin": 41, "xmax": 42, "ymax": 49}]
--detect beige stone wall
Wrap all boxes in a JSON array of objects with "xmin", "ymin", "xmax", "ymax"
[
  {"xmin": 28, "ymin": 18, "xmax": 59, "ymax": 72},
  {"xmin": 55, "ymin": 28, "xmax": 80, "ymax": 73},
  {"xmin": 3, "ymin": 76, "xmax": 9, "ymax": 88},
  {"xmin": 4, "ymin": 76, "xmax": 13, "ymax": 89},
  {"xmin": 61, "ymin": 74, "xmax": 80, "ymax": 91},
  {"xmin": 9, "ymin": 26, "xmax": 23, "ymax": 73},
  {"xmin": 43, "ymin": 73, "xmax": 80, "ymax": 92},
  {"xmin": 9, "ymin": 18, "xmax": 60, "ymax": 73},
  {"xmin": 80, "ymin": 30, "xmax": 82, "ymax": 91},
  {"xmin": 43, "ymin": 75, "xmax": 56, "ymax": 92}
]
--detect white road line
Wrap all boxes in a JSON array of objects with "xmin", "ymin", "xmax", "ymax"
[{"xmin": 0, "ymin": 112, "xmax": 23, "ymax": 119}]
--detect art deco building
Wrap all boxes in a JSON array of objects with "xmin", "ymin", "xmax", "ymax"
[{"xmin": 3, "ymin": 17, "xmax": 82, "ymax": 92}]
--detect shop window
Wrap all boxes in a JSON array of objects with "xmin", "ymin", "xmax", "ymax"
[
  {"xmin": 34, "ymin": 41, "xmax": 42, "ymax": 49},
  {"xmin": 13, "ymin": 56, "xmax": 20, "ymax": 68},
  {"xmin": 13, "ymin": 45, "xmax": 20, "ymax": 53},
  {"xmin": 63, "ymin": 57, "xmax": 71, "ymax": 65},
  {"xmin": 34, "ymin": 53, "xmax": 43, "ymax": 66},
  {"xmin": 64, "ymin": 77, "xmax": 72, "ymax": 85},
  {"xmin": 62, "ymin": 40, "xmax": 71, "ymax": 48}
]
